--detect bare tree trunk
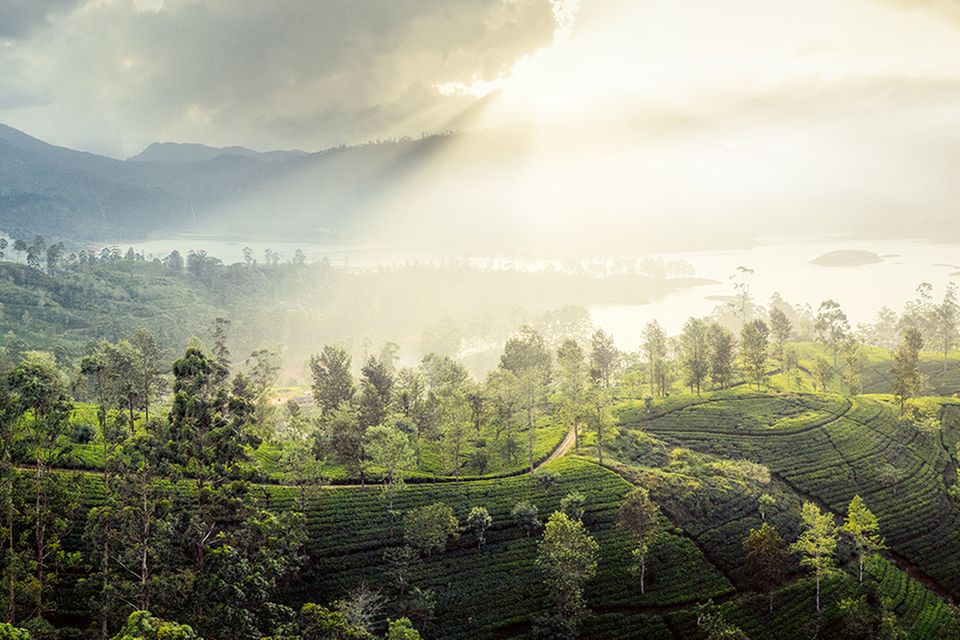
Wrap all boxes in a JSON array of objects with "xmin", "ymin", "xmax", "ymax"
[
  {"xmin": 640, "ymin": 549, "xmax": 646, "ymax": 595},
  {"xmin": 815, "ymin": 571, "xmax": 821, "ymax": 612}
]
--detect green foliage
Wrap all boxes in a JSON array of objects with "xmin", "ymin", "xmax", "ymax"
[
  {"xmin": 110, "ymin": 611, "xmax": 198, "ymax": 640},
  {"xmin": 403, "ymin": 502, "xmax": 459, "ymax": 556},
  {"xmin": 512, "ymin": 500, "xmax": 542, "ymax": 537},
  {"xmin": 0, "ymin": 623, "xmax": 30, "ymax": 640},
  {"xmin": 536, "ymin": 511, "xmax": 599, "ymax": 622},
  {"xmin": 385, "ymin": 618, "xmax": 420, "ymax": 640},
  {"xmin": 465, "ymin": 506, "xmax": 492, "ymax": 549}
]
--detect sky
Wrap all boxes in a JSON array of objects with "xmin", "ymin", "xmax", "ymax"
[{"xmin": 2, "ymin": 0, "xmax": 960, "ymax": 160}]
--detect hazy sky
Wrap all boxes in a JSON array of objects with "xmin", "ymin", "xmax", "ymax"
[{"xmin": 1, "ymin": 0, "xmax": 960, "ymax": 159}]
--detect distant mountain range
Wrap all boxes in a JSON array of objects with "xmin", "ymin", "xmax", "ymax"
[
  {"xmin": 0, "ymin": 121, "xmax": 457, "ymax": 246},
  {"xmin": 128, "ymin": 141, "xmax": 308, "ymax": 164},
  {"xmin": 4, "ymin": 78, "xmax": 960, "ymax": 254}
]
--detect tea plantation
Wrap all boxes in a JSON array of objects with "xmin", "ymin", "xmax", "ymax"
[{"xmin": 616, "ymin": 389, "xmax": 960, "ymax": 603}]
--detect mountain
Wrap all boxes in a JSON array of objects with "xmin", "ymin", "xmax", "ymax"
[{"xmin": 128, "ymin": 141, "xmax": 307, "ymax": 164}]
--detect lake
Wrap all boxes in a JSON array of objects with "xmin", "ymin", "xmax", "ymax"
[{"xmin": 42, "ymin": 233, "xmax": 960, "ymax": 350}]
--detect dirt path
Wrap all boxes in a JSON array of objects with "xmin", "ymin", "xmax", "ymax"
[
  {"xmin": 15, "ymin": 427, "xmax": 579, "ymax": 490},
  {"xmin": 541, "ymin": 427, "xmax": 576, "ymax": 467}
]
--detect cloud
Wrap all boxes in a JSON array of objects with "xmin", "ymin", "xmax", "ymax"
[
  {"xmin": 0, "ymin": 0, "xmax": 559, "ymax": 155},
  {"xmin": 0, "ymin": 0, "xmax": 84, "ymax": 38}
]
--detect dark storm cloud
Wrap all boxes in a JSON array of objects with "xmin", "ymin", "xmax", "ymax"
[{"xmin": 0, "ymin": 0, "xmax": 558, "ymax": 155}]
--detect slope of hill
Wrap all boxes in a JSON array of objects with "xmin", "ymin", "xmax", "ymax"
[{"xmin": 615, "ymin": 389, "xmax": 960, "ymax": 601}]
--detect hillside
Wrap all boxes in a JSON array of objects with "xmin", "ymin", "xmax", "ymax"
[{"xmin": 34, "ymin": 390, "xmax": 960, "ymax": 639}]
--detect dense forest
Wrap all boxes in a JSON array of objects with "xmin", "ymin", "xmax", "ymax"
[{"xmin": 2, "ymin": 245, "xmax": 960, "ymax": 639}]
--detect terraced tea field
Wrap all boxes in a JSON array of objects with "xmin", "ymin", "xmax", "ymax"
[
  {"xmin": 618, "ymin": 391, "xmax": 960, "ymax": 601},
  {"xmin": 261, "ymin": 457, "xmax": 732, "ymax": 639}
]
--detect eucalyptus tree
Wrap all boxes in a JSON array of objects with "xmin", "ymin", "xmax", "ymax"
[
  {"xmin": 892, "ymin": 328, "xmax": 923, "ymax": 415},
  {"xmin": 536, "ymin": 512, "xmax": 599, "ymax": 627},
  {"xmin": 815, "ymin": 300, "xmax": 850, "ymax": 367},
  {"xmin": 309, "ymin": 345, "xmax": 355, "ymax": 416},
  {"xmin": 499, "ymin": 327, "xmax": 551, "ymax": 476},
  {"xmin": 618, "ymin": 487, "xmax": 661, "ymax": 594},
  {"xmin": 790, "ymin": 502, "xmax": 838, "ymax": 612},
  {"xmin": 642, "ymin": 321, "xmax": 669, "ymax": 398},
  {"xmin": 740, "ymin": 320, "xmax": 769, "ymax": 390},
  {"xmin": 556, "ymin": 338, "xmax": 587, "ymax": 451},
  {"xmin": 680, "ymin": 318, "xmax": 709, "ymax": 396}
]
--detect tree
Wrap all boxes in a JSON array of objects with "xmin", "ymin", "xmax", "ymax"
[
  {"xmin": 790, "ymin": 501, "xmax": 838, "ymax": 612},
  {"xmin": 359, "ymin": 357, "xmax": 393, "ymax": 430},
  {"xmin": 403, "ymin": 503, "xmax": 459, "ymax": 556},
  {"xmin": 110, "ymin": 610, "xmax": 198, "ymax": 640},
  {"xmin": 769, "ymin": 306, "xmax": 792, "ymax": 367},
  {"xmin": 740, "ymin": 320, "xmax": 769, "ymax": 390},
  {"xmin": 842, "ymin": 339, "xmax": 864, "ymax": 396},
  {"xmin": 298, "ymin": 603, "xmax": 375, "ymax": 640},
  {"xmin": 744, "ymin": 522, "xmax": 788, "ymax": 611},
  {"xmin": 934, "ymin": 284, "xmax": 959, "ymax": 373},
  {"xmin": 8, "ymin": 352, "xmax": 75, "ymax": 620},
  {"xmin": 309, "ymin": 346, "xmax": 355, "ymax": 416},
  {"xmin": 512, "ymin": 500, "xmax": 542, "ymax": 537},
  {"xmin": 386, "ymin": 618, "xmax": 421, "ymax": 640},
  {"xmin": 784, "ymin": 346, "xmax": 802, "ymax": 391},
  {"xmin": 618, "ymin": 487, "xmax": 661, "ymax": 594},
  {"xmin": 813, "ymin": 356, "xmax": 834, "ymax": 393},
  {"xmin": 466, "ymin": 507, "xmax": 492, "ymax": 549},
  {"xmin": 815, "ymin": 300, "xmax": 850, "ymax": 367},
  {"xmin": 757, "ymin": 493, "xmax": 776, "ymax": 521},
  {"xmin": 589, "ymin": 328, "xmax": 619, "ymax": 390},
  {"xmin": 584, "ymin": 381, "xmax": 614, "ymax": 466},
  {"xmin": 325, "ymin": 403, "xmax": 366, "ymax": 480},
  {"xmin": 560, "ymin": 492, "xmax": 587, "ymax": 522},
  {"xmin": 535, "ymin": 512, "xmax": 599, "ymax": 624},
  {"xmin": 841, "ymin": 495, "xmax": 885, "ymax": 584},
  {"xmin": 729, "ymin": 265, "xmax": 755, "ymax": 324},
  {"xmin": 642, "ymin": 321, "xmax": 669, "ymax": 398},
  {"xmin": 707, "ymin": 323, "xmax": 736, "ymax": 390},
  {"xmin": 129, "ymin": 327, "xmax": 164, "ymax": 423},
  {"xmin": 679, "ymin": 318, "xmax": 709, "ymax": 396},
  {"xmin": 499, "ymin": 327, "xmax": 551, "ymax": 476},
  {"xmin": 891, "ymin": 328, "xmax": 923, "ymax": 415},
  {"xmin": 365, "ymin": 425, "xmax": 415, "ymax": 511},
  {"xmin": 211, "ymin": 317, "xmax": 232, "ymax": 377},
  {"xmin": 556, "ymin": 339, "xmax": 586, "ymax": 451}
]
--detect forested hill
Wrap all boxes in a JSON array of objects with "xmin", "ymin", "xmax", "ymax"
[{"xmin": 0, "ymin": 121, "xmax": 459, "ymax": 243}]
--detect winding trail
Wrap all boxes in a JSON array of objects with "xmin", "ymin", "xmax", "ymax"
[{"xmin": 15, "ymin": 427, "xmax": 579, "ymax": 490}]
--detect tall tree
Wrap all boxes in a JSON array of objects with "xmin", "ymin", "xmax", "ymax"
[
  {"xmin": 744, "ymin": 522, "xmax": 788, "ymax": 612},
  {"xmin": 707, "ymin": 323, "xmax": 736, "ymax": 390},
  {"xmin": 679, "ymin": 318, "xmax": 709, "ymax": 396},
  {"xmin": 769, "ymin": 307, "xmax": 792, "ymax": 367},
  {"xmin": 618, "ymin": 487, "xmax": 661, "ymax": 594},
  {"xmin": 365, "ymin": 425, "xmax": 415, "ymax": 511},
  {"xmin": 841, "ymin": 339, "xmax": 864, "ymax": 396},
  {"xmin": 589, "ymin": 328, "xmax": 619, "ymax": 390},
  {"xmin": 310, "ymin": 346, "xmax": 355, "ymax": 416},
  {"xmin": 934, "ymin": 284, "xmax": 959, "ymax": 373},
  {"xmin": 790, "ymin": 502, "xmax": 838, "ymax": 613},
  {"xmin": 556, "ymin": 339, "xmax": 587, "ymax": 451},
  {"xmin": 7, "ymin": 352, "xmax": 75, "ymax": 621},
  {"xmin": 740, "ymin": 320, "xmax": 769, "ymax": 390},
  {"xmin": 130, "ymin": 327, "xmax": 164, "ymax": 423},
  {"xmin": 815, "ymin": 300, "xmax": 850, "ymax": 367},
  {"xmin": 891, "ymin": 328, "xmax": 923, "ymax": 416},
  {"xmin": 841, "ymin": 496, "xmax": 885, "ymax": 584},
  {"xmin": 536, "ymin": 512, "xmax": 599, "ymax": 625},
  {"xmin": 499, "ymin": 327, "xmax": 551, "ymax": 476},
  {"xmin": 642, "ymin": 321, "xmax": 669, "ymax": 398}
]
